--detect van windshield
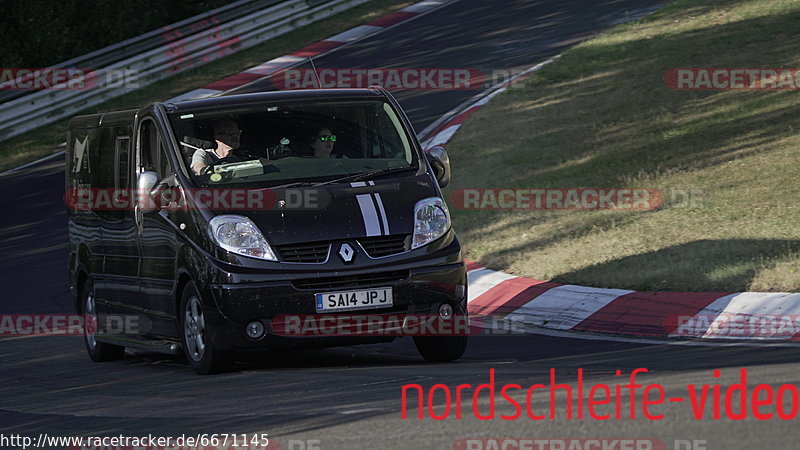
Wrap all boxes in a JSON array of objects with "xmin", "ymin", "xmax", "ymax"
[{"xmin": 167, "ymin": 98, "xmax": 418, "ymax": 187}]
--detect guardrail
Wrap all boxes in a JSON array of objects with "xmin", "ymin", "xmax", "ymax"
[
  {"xmin": 0, "ymin": 0, "xmax": 370, "ymax": 142},
  {"xmin": 0, "ymin": 0, "xmax": 277, "ymax": 105}
]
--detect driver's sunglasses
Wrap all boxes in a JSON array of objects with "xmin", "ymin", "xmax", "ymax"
[
  {"xmin": 218, "ymin": 129, "xmax": 241, "ymax": 137},
  {"xmin": 319, "ymin": 134, "xmax": 337, "ymax": 142}
]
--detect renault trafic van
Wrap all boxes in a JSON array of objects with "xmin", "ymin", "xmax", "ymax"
[{"xmin": 66, "ymin": 88, "xmax": 467, "ymax": 374}]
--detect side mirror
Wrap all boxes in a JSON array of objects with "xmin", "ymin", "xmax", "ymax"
[
  {"xmin": 136, "ymin": 171, "xmax": 160, "ymax": 213},
  {"xmin": 425, "ymin": 145, "xmax": 451, "ymax": 188}
]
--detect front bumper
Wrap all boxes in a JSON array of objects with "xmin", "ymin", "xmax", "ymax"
[{"xmin": 204, "ymin": 262, "xmax": 467, "ymax": 350}]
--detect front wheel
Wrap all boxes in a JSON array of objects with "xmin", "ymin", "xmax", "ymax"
[
  {"xmin": 413, "ymin": 303, "xmax": 469, "ymax": 362},
  {"xmin": 179, "ymin": 281, "xmax": 234, "ymax": 374},
  {"xmin": 82, "ymin": 281, "xmax": 125, "ymax": 362},
  {"xmin": 413, "ymin": 334, "xmax": 468, "ymax": 362}
]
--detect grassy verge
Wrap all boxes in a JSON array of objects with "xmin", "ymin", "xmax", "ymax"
[
  {"xmin": 0, "ymin": 0, "xmax": 413, "ymax": 173},
  {"xmin": 446, "ymin": 0, "xmax": 800, "ymax": 292}
]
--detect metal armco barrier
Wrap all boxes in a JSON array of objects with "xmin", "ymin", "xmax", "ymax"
[
  {"xmin": 0, "ymin": 0, "xmax": 370, "ymax": 142},
  {"xmin": 0, "ymin": 0, "xmax": 277, "ymax": 104}
]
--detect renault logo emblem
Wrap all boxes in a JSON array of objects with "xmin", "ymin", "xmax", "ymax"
[{"xmin": 338, "ymin": 243, "xmax": 355, "ymax": 263}]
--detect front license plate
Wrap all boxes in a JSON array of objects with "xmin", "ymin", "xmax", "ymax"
[{"xmin": 315, "ymin": 287, "xmax": 393, "ymax": 312}]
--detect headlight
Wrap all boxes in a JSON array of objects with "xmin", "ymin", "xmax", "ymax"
[
  {"xmin": 208, "ymin": 215, "xmax": 277, "ymax": 261},
  {"xmin": 412, "ymin": 197, "xmax": 451, "ymax": 249}
]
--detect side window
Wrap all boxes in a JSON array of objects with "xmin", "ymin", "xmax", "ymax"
[
  {"xmin": 114, "ymin": 136, "xmax": 130, "ymax": 189},
  {"xmin": 139, "ymin": 119, "xmax": 173, "ymax": 178},
  {"xmin": 158, "ymin": 139, "xmax": 172, "ymax": 177},
  {"xmin": 94, "ymin": 127, "xmax": 116, "ymax": 189},
  {"xmin": 140, "ymin": 120, "xmax": 158, "ymax": 174},
  {"xmin": 380, "ymin": 103, "xmax": 410, "ymax": 160}
]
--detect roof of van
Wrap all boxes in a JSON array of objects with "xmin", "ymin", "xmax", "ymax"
[
  {"xmin": 68, "ymin": 109, "xmax": 137, "ymax": 129},
  {"xmin": 68, "ymin": 89, "xmax": 390, "ymax": 129},
  {"xmin": 163, "ymin": 88, "xmax": 388, "ymax": 112}
]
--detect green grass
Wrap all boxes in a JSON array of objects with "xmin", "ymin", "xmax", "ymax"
[
  {"xmin": 0, "ymin": 0, "xmax": 413, "ymax": 172},
  {"xmin": 446, "ymin": 0, "xmax": 800, "ymax": 292}
]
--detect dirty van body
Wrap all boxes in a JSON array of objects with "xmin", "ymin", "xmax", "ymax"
[{"xmin": 66, "ymin": 88, "xmax": 467, "ymax": 374}]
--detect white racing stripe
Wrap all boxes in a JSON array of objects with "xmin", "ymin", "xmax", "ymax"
[
  {"xmin": 505, "ymin": 284, "xmax": 634, "ymax": 330},
  {"xmin": 356, "ymin": 194, "xmax": 382, "ymax": 236},
  {"xmin": 353, "ymin": 182, "xmax": 390, "ymax": 236},
  {"xmin": 374, "ymin": 193, "xmax": 390, "ymax": 235}
]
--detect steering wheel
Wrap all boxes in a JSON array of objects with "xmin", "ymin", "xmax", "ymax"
[{"xmin": 201, "ymin": 156, "xmax": 242, "ymax": 175}]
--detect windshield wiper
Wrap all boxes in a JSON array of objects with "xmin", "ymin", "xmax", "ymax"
[
  {"xmin": 269, "ymin": 181, "xmax": 319, "ymax": 189},
  {"xmin": 313, "ymin": 166, "xmax": 418, "ymax": 186}
]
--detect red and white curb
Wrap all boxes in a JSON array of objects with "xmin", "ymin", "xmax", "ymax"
[
  {"xmin": 167, "ymin": 0, "xmax": 454, "ymax": 103},
  {"xmin": 467, "ymin": 262, "xmax": 800, "ymax": 343}
]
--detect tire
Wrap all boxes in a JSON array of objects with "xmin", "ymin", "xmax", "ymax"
[
  {"xmin": 82, "ymin": 281, "xmax": 125, "ymax": 362},
  {"xmin": 413, "ymin": 303, "xmax": 469, "ymax": 362},
  {"xmin": 413, "ymin": 335, "xmax": 468, "ymax": 362},
  {"xmin": 179, "ymin": 281, "xmax": 234, "ymax": 374}
]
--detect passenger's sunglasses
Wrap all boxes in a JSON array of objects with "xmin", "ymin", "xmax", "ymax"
[{"xmin": 319, "ymin": 134, "xmax": 337, "ymax": 142}]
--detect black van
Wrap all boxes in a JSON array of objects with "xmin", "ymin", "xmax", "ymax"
[{"xmin": 66, "ymin": 88, "xmax": 468, "ymax": 374}]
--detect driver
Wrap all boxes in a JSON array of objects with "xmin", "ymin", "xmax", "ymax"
[
  {"xmin": 310, "ymin": 127, "xmax": 338, "ymax": 158},
  {"xmin": 191, "ymin": 119, "xmax": 242, "ymax": 175}
]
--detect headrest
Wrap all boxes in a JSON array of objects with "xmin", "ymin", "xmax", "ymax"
[{"xmin": 181, "ymin": 136, "xmax": 216, "ymax": 150}]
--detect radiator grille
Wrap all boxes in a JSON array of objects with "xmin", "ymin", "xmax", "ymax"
[
  {"xmin": 292, "ymin": 270, "xmax": 409, "ymax": 290},
  {"xmin": 358, "ymin": 234, "xmax": 410, "ymax": 258},
  {"xmin": 275, "ymin": 242, "xmax": 330, "ymax": 263}
]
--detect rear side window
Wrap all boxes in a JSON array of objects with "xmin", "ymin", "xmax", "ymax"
[
  {"xmin": 67, "ymin": 127, "xmax": 114, "ymax": 189},
  {"xmin": 68, "ymin": 129, "xmax": 93, "ymax": 188},
  {"xmin": 114, "ymin": 136, "xmax": 130, "ymax": 189},
  {"xmin": 93, "ymin": 127, "xmax": 116, "ymax": 189}
]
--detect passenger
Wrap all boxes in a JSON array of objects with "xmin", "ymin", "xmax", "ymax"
[
  {"xmin": 310, "ymin": 127, "xmax": 337, "ymax": 158},
  {"xmin": 191, "ymin": 119, "xmax": 242, "ymax": 174}
]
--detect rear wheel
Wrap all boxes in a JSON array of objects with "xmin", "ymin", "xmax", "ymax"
[
  {"xmin": 82, "ymin": 281, "xmax": 125, "ymax": 362},
  {"xmin": 180, "ymin": 281, "xmax": 234, "ymax": 374}
]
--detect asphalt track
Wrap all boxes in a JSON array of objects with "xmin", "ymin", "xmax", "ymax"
[
  {"xmin": 3, "ymin": 0, "xmax": 799, "ymax": 449},
  {"xmin": 227, "ymin": 0, "xmax": 664, "ymax": 131}
]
